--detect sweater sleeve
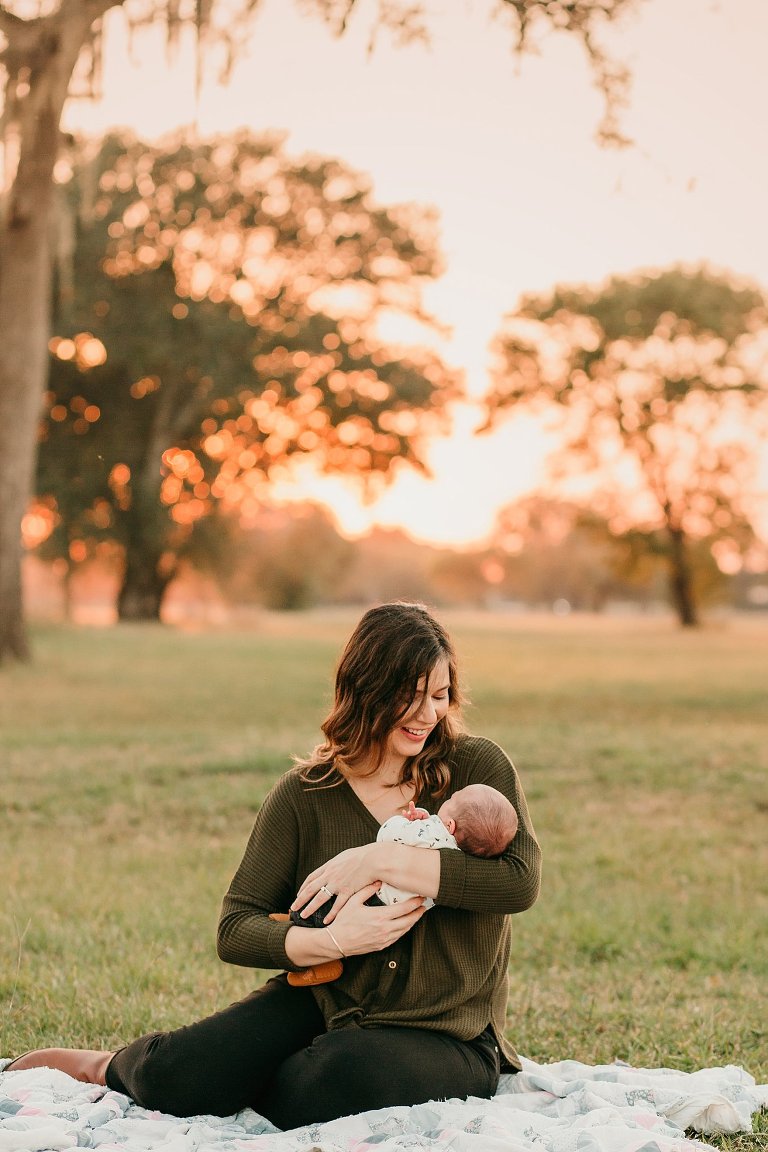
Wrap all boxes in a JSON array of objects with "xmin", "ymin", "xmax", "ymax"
[
  {"xmin": 436, "ymin": 737, "xmax": 541, "ymax": 913},
  {"xmin": 216, "ymin": 774, "xmax": 303, "ymax": 971}
]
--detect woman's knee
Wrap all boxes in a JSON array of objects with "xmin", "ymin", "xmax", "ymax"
[
  {"xmin": 107, "ymin": 983, "xmax": 326, "ymax": 1119},
  {"xmin": 263, "ymin": 1026, "xmax": 494, "ymax": 1129},
  {"xmin": 109, "ymin": 1031, "xmax": 207, "ymax": 1115}
]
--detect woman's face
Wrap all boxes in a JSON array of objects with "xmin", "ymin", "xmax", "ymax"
[{"xmin": 383, "ymin": 657, "xmax": 451, "ymax": 770}]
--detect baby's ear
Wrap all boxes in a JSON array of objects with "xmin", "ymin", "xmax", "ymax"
[{"xmin": 446, "ymin": 817, "xmax": 456, "ymax": 835}]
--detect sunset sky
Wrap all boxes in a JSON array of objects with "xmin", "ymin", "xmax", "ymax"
[{"xmin": 65, "ymin": 0, "xmax": 768, "ymax": 547}]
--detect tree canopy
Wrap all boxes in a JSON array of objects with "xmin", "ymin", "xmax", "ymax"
[
  {"xmin": 0, "ymin": 0, "xmax": 640, "ymax": 661},
  {"xmin": 35, "ymin": 131, "xmax": 458, "ymax": 619},
  {"xmin": 482, "ymin": 266, "xmax": 768, "ymax": 626}
]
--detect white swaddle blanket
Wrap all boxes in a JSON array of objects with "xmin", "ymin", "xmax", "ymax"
[
  {"xmin": 376, "ymin": 812, "xmax": 458, "ymax": 908},
  {"xmin": 1, "ymin": 1055, "xmax": 765, "ymax": 1152}
]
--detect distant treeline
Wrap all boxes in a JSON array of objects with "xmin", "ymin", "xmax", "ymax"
[{"xmin": 28, "ymin": 499, "xmax": 768, "ymax": 620}]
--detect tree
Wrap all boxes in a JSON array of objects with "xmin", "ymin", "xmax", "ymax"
[
  {"xmin": 490, "ymin": 496, "xmax": 625, "ymax": 611},
  {"xmin": 217, "ymin": 504, "xmax": 356, "ymax": 611},
  {"xmin": 488, "ymin": 494, "xmax": 735, "ymax": 612},
  {"xmin": 0, "ymin": 0, "xmax": 640, "ymax": 661},
  {"xmin": 325, "ymin": 525, "xmax": 440, "ymax": 606},
  {"xmin": 35, "ymin": 131, "xmax": 458, "ymax": 620},
  {"xmin": 481, "ymin": 267, "xmax": 768, "ymax": 626}
]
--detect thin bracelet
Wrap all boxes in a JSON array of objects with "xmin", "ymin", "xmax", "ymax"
[{"xmin": 325, "ymin": 926, "xmax": 346, "ymax": 958}]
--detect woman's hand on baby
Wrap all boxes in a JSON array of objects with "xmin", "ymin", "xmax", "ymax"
[
  {"xmin": 291, "ymin": 844, "xmax": 382, "ymax": 922},
  {"xmin": 328, "ymin": 884, "xmax": 427, "ymax": 956}
]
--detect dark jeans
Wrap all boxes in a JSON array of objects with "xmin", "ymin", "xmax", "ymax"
[{"xmin": 106, "ymin": 975, "xmax": 501, "ymax": 1129}]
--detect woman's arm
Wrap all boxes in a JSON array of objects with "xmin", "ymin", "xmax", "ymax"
[
  {"xmin": 217, "ymin": 777, "xmax": 301, "ymax": 970},
  {"xmin": 436, "ymin": 737, "xmax": 541, "ymax": 914},
  {"xmin": 435, "ymin": 840, "xmax": 540, "ymax": 913},
  {"xmin": 292, "ymin": 737, "xmax": 541, "ymax": 921},
  {"xmin": 284, "ymin": 885, "xmax": 428, "ymax": 964},
  {"xmin": 291, "ymin": 839, "xmax": 441, "ymax": 925},
  {"xmin": 218, "ymin": 773, "xmax": 432, "ymax": 969},
  {"xmin": 297, "ymin": 830, "xmax": 538, "ymax": 922}
]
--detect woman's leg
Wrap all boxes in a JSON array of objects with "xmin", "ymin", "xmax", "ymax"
[
  {"xmin": 259, "ymin": 1024, "xmax": 500, "ymax": 1130},
  {"xmin": 107, "ymin": 975, "xmax": 324, "ymax": 1118}
]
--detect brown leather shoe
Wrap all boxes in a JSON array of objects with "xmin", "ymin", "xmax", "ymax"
[
  {"xmin": 287, "ymin": 960, "xmax": 343, "ymax": 986},
  {"xmin": 5, "ymin": 1048, "xmax": 114, "ymax": 1084},
  {"xmin": 268, "ymin": 912, "xmax": 343, "ymax": 985}
]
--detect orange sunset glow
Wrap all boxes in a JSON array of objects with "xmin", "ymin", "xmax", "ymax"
[{"xmin": 59, "ymin": 0, "xmax": 768, "ymax": 548}]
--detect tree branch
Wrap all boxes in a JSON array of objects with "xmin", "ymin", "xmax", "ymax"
[
  {"xmin": 0, "ymin": 5, "xmax": 47, "ymax": 53},
  {"xmin": 55, "ymin": 0, "xmax": 125, "ymax": 31}
]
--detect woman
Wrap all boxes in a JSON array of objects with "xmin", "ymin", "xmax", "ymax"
[{"xmin": 7, "ymin": 602, "xmax": 541, "ymax": 1127}]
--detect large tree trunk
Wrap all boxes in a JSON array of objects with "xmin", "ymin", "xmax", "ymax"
[
  {"xmin": 116, "ymin": 494, "xmax": 177, "ymax": 621},
  {"xmin": 117, "ymin": 546, "xmax": 173, "ymax": 621},
  {"xmin": 666, "ymin": 525, "xmax": 699, "ymax": 628},
  {"xmin": 0, "ymin": 228, "xmax": 51, "ymax": 659},
  {"xmin": 0, "ymin": 2, "xmax": 111, "ymax": 662},
  {"xmin": 0, "ymin": 102, "xmax": 59, "ymax": 662}
]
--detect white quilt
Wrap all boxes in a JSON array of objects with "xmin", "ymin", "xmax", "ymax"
[{"xmin": 1, "ymin": 1056, "xmax": 766, "ymax": 1152}]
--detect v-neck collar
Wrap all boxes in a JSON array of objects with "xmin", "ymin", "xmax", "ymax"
[
  {"xmin": 341, "ymin": 776, "xmax": 393, "ymax": 830},
  {"xmin": 340, "ymin": 775, "xmax": 437, "ymax": 830}
]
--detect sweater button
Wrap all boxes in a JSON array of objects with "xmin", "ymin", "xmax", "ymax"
[{"xmin": 388, "ymin": 961, "xmax": 397, "ymax": 969}]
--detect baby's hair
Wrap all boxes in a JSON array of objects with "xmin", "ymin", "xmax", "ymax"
[{"xmin": 453, "ymin": 786, "xmax": 518, "ymax": 858}]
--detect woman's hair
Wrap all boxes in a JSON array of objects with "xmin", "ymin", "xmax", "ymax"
[{"xmin": 297, "ymin": 602, "xmax": 465, "ymax": 798}]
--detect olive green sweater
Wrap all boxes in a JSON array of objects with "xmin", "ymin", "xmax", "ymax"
[{"xmin": 217, "ymin": 735, "xmax": 542, "ymax": 1070}]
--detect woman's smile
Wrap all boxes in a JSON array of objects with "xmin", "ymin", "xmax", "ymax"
[
  {"xmin": 401, "ymin": 724, "xmax": 431, "ymax": 741},
  {"xmin": 384, "ymin": 657, "xmax": 451, "ymax": 766}
]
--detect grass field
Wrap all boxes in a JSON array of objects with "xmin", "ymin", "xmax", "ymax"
[{"xmin": 1, "ymin": 611, "xmax": 766, "ymax": 1147}]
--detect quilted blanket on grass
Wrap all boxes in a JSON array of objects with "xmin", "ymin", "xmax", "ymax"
[{"xmin": 1, "ymin": 1056, "xmax": 766, "ymax": 1152}]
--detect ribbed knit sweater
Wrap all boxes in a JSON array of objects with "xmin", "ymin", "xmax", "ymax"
[{"xmin": 217, "ymin": 734, "xmax": 542, "ymax": 1070}]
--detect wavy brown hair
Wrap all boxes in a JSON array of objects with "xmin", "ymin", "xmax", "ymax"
[{"xmin": 297, "ymin": 602, "xmax": 465, "ymax": 799}]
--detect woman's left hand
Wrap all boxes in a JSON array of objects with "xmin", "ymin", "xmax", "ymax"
[{"xmin": 291, "ymin": 844, "xmax": 381, "ymax": 923}]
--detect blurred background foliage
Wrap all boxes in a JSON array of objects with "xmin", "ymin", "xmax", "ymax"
[
  {"xmin": 34, "ymin": 131, "xmax": 458, "ymax": 621},
  {"xmin": 482, "ymin": 268, "xmax": 768, "ymax": 627},
  {"xmin": 25, "ymin": 494, "xmax": 768, "ymax": 622},
  {"xmin": 28, "ymin": 159, "xmax": 768, "ymax": 629}
]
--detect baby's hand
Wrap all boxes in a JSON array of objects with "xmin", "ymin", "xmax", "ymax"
[{"xmin": 403, "ymin": 801, "xmax": 429, "ymax": 821}]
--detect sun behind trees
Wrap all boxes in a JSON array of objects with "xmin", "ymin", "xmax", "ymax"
[
  {"xmin": 481, "ymin": 267, "xmax": 768, "ymax": 627},
  {"xmin": 34, "ymin": 132, "xmax": 459, "ymax": 621}
]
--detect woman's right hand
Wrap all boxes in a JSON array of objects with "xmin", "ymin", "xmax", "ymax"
[{"xmin": 326, "ymin": 883, "xmax": 427, "ymax": 958}]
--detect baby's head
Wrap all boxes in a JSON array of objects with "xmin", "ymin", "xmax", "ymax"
[{"xmin": 437, "ymin": 783, "xmax": 518, "ymax": 858}]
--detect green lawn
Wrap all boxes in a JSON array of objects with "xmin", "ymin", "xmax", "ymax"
[{"xmin": 1, "ymin": 612, "xmax": 766, "ymax": 1147}]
